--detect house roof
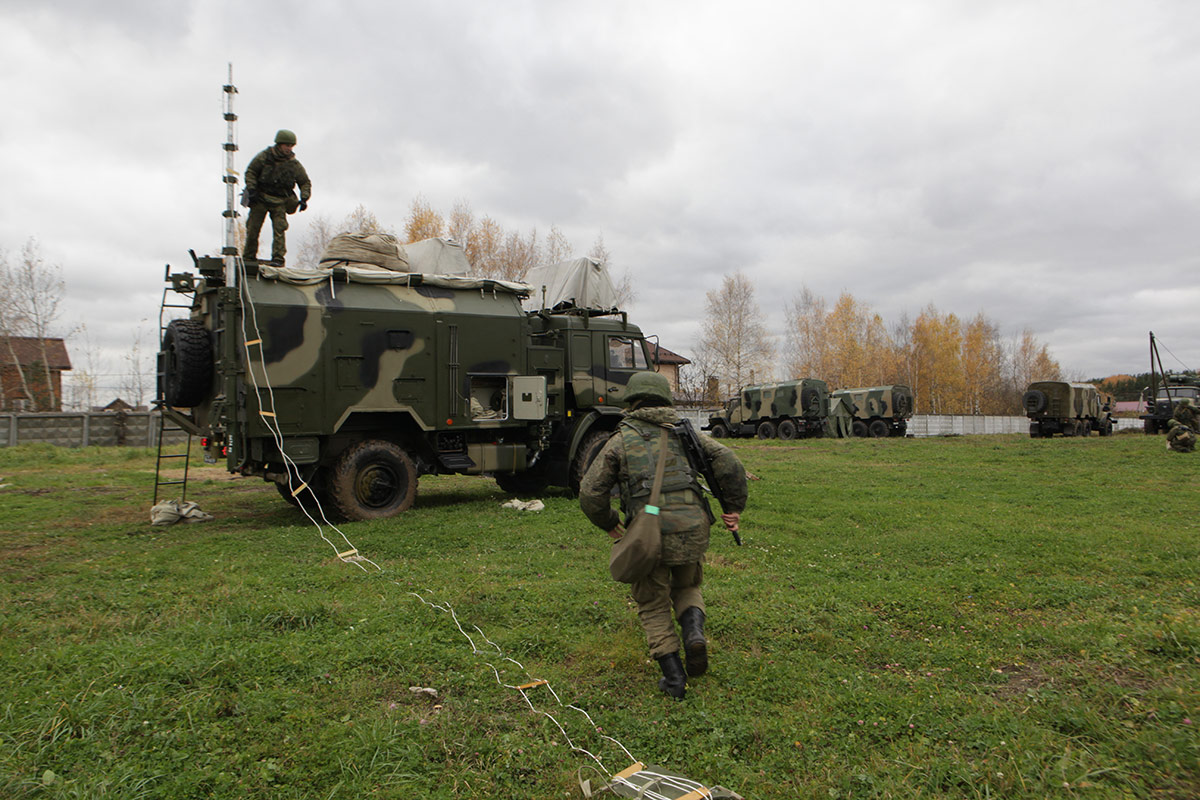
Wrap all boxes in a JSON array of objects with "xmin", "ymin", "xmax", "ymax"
[
  {"xmin": 651, "ymin": 344, "xmax": 690, "ymax": 366},
  {"xmin": 0, "ymin": 337, "xmax": 72, "ymax": 370}
]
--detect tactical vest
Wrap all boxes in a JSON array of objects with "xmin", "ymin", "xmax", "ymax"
[{"xmin": 618, "ymin": 419, "xmax": 712, "ymax": 546}]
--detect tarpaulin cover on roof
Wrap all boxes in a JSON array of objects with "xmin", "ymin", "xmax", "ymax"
[
  {"xmin": 318, "ymin": 235, "xmax": 472, "ymax": 276},
  {"xmin": 522, "ymin": 257, "xmax": 620, "ymax": 312}
]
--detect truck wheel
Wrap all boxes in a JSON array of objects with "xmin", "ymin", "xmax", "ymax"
[
  {"xmin": 495, "ymin": 466, "xmax": 551, "ymax": 495},
  {"xmin": 161, "ymin": 319, "xmax": 213, "ymax": 408},
  {"xmin": 868, "ymin": 419, "xmax": 890, "ymax": 438},
  {"xmin": 709, "ymin": 423, "xmax": 729, "ymax": 439},
  {"xmin": 1101, "ymin": 419, "xmax": 1114, "ymax": 436},
  {"xmin": 776, "ymin": 419, "xmax": 797, "ymax": 440},
  {"xmin": 851, "ymin": 420, "xmax": 868, "ymax": 438},
  {"xmin": 756, "ymin": 420, "xmax": 776, "ymax": 439},
  {"xmin": 329, "ymin": 440, "xmax": 418, "ymax": 520},
  {"xmin": 1080, "ymin": 421, "xmax": 1092, "ymax": 437},
  {"xmin": 570, "ymin": 429, "xmax": 613, "ymax": 493},
  {"xmin": 1029, "ymin": 422, "xmax": 1041, "ymax": 438},
  {"xmin": 276, "ymin": 470, "xmax": 333, "ymax": 513}
]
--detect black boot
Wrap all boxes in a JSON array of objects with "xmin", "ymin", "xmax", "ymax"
[
  {"xmin": 679, "ymin": 606, "xmax": 708, "ymax": 677},
  {"xmin": 656, "ymin": 653, "xmax": 686, "ymax": 699}
]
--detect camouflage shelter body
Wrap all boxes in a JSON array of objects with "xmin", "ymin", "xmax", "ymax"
[
  {"xmin": 1022, "ymin": 380, "xmax": 1115, "ymax": 438},
  {"xmin": 704, "ymin": 378, "xmax": 829, "ymax": 440},
  {"xmin": 829, "ymin": 384, "xmax": 914, "ymax": 438},
  {"xmin": 158, "ymin": 245, "xmax": 656, "ymax": 520}
]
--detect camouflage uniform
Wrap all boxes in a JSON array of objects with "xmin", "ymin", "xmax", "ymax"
[
  {"xmin": 580, "ymin": 405, "xmax": 747, "ymax": 673},
  {"xmin": 243, "ymin": 138, "xmax": 311, "ymax": 264},
  {"xmin": 1172, "ymin": 398, "xmax": 1198, "ymax": 431},
  {"xmin": 1167, "ymin": 419, "xmax": 1196, "ymax": 453}
]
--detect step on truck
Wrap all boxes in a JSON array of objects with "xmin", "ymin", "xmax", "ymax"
[
  {"xmin": 703, "ymin": 379, "xmax": 829, "ymax": 440},
  {"xmin": 829, "ymin": 384, "xmax": 914, "ymax": 437},
  {"xmin": 156, "ymin": 243, "xmax": 656, "ymax": 520},
  {"xmin": 1022, "ymin": 381, "xmax": 1114, "ymax": 438}
]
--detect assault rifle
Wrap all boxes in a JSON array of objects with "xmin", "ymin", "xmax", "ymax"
[{"xmin": 672, "ymin": 418, "xmax": 742, "ymax": 546}]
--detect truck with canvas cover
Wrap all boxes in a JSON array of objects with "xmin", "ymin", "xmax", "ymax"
[
  {"xmin": 703, "ymin": 379, "xmax": 829, "ymax": 440},
  {"xmin": 829, "ymin": 384, "xmax": 913, "ymax": 437},
  {"xmin": 1022, "ymin": 380, "xmax": 1114, "ymax": 438},
  {"xmin": 156, "ymin": 237, "xmax": 656, "ymax": 520}
]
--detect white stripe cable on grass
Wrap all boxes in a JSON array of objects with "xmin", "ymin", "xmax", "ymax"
[{"xmin": 229, "ymin": 262, "xmax": 648, "ymax": 786}]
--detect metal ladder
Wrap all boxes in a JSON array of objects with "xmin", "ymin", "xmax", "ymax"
[{"xmin": 153, "ymin": 412, "xmax": 193, "ymax": 505}]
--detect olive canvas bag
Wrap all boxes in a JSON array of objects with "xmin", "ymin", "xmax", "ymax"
[{"xmin": 608, "ymin": 429, "xmax": 668, "ymax": 583}]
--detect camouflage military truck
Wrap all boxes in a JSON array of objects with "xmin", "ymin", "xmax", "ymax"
[
  {"xmin": 1140, "ymin": 374, "xmax": 1200, "ymax": 434},
  {"xmin": 1022, "ymin": 381, "xmax": 1115, "ymax": 438},
  {"xmin": 156, "ymin": 247, "xmax": 656, "ymax": 520},
  {"xmin": 829, "ymin": 384, "xmax": 914, "ymax": 437},
  {"xmin": 703, "ymin": 379, "xmax": 829, "ymax": 440}
]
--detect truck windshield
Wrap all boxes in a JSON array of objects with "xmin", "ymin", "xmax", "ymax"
[
  {"xmin": 607, "ymin": 336, "xmax": 649, "ymax": 369},
  {"xmin": 1157, "ymin": 387, "xmax": 1199, "ymax": 400}
]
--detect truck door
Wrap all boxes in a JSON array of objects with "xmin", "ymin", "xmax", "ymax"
[{"xmin": 600, "ymin": 334, "xmax": 651, "ymax": 405}]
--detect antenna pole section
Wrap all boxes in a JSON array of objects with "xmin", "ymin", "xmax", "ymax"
[{"xmin": 221, "ymin": 64, "xmax": 240, "ymax": 285}]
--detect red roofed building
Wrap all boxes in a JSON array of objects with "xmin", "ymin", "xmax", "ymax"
[
  {"xmin": 650, "ymin": 344, "xmax": 691, "ymax": 397},
  {"xmin": 1, "ymin": 336, "xmax": 72, "ymax": 411}
]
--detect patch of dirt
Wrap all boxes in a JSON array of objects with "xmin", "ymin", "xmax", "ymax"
[{"xmin": 991, "ymin": 661, "xmax": 1054, "ymax": 699}]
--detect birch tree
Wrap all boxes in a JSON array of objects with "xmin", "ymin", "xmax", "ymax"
[{"xmin": 696, "ymin": 272, "xmax": 773, "ymax": 399}]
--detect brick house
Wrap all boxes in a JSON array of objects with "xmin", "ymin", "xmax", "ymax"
[
  {"xmin": 0, "ymin": 336, "xmax": 72, "ymax": 412},
  {"xmin": 650, "ymin": 344, "xmax": 691, "ymax": 397}
]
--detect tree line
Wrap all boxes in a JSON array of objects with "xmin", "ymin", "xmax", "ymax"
[{"xmin": 688, "ymin": 272, "xmax": 1066, "ymax": 416}]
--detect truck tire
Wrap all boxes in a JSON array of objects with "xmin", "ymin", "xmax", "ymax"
[
  {"xmin": 776, "ymin": 419, "xmax": 798, "ymax": 440},
  {"xmin": 1022, "ymin": 390, "xmax": 1047, "ymax": 414},
  {"xmin": 570, "ymin": 429, "xmax": 613, "ymax": 493},
  {"xmin": 868, "ymin": 419, "xmax": 890, "ymax": 438},
  {"xmin": 276, "ymin": 469, "xmax": 333, "ymax": 513},
  {"xmin": 161, "ymin": 318, "xmax": 213, "ymax": 408},
  {"xmin": 495, "ymin": 465, "xmax": 551, "ymax": 495},
  {"xmin": 1080, "ymin": 420, "xmax": 1092, "ymax": 437},
  {"xmin": 1029, "ymin": 421, "xmax": 1041, "ymax": 438},
  {"xmin": 329, "ymin": 440, "xmax": 418, "ymax": 520},
  {"xmin": 851, "ymin": 420, "xmax": 868, "ymax": 438},
  {"xmin": 756, "ymin": 420, "xmax": 776, "ymax": 439},
  {"xmin": 800, "ymin": 387, "xmax": 820, "ymax": 413},
  {"xmin": 709, "ymin": 423, "xmax": 729, "ymax": 439}
]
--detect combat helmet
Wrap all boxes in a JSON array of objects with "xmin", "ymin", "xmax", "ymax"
[
  {"xmin": 274, "ymin": 129, "xmax": 297, "ymax": 145},
  {"xmin": 624, "ymin": 371, "xmax": 673, "ymax": 407}
]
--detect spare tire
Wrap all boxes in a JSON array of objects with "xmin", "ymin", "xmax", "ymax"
[
  {"xmin": 161, "ymin": 319, "xmax": 213, "ymax": 408},
  {"xmin": 800, "ymin": 387, "xmax": 820, "ymax": 414},
  {"xmin": 1022, "ymin": 390, "xmax": 1047, "ymax": 414}
]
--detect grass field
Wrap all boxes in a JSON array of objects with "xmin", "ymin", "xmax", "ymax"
[{"xmin": 0, "ymin": 433, "xmax": 1196, "ymax": 799}]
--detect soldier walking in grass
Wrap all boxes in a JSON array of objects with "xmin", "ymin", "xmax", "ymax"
[
  {"xmin": 579, "ymin": 372, "xmax": 747, "ymax": 699},
  {"xmin": 242, "ymin": 129, "xmax": 312, "ymax": 265}
]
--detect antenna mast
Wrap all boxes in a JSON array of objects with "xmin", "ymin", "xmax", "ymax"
[{"xmin": 221, "ymin": 64, "xmax": 240, "ymax": 284}]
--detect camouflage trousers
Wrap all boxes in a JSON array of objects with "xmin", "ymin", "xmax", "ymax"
[
  {"xmin": 630, "ymin": 560, "xmax": 705, "ymax": 658},
  {"xmin": 244, "ymin": 201, "xmax": 289, "ymax": 263}
]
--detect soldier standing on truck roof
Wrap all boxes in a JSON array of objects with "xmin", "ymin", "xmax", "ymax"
[
  {"xmin": 242, "ymin": 129, "xmax": 312, "ymax": 265},
  {"xmin": 579, "ymin": 372, "xmax": 748, "ymax": 700}
]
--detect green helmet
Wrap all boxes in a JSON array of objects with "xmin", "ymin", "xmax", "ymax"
[
  {"xmin": 624, "ymin": 371, "xmax": 673, "ymax": 406},
  {"xmin": 1168, "ymin": 418, "xmax": 1180, "ymax": 428},
  {"xmin": 274, "ymin": 129, "xmax": 297, "ymax": 145},
  {"xmin": 1180, "ymin": 397, "xmax": 1193, "ymax": 407}
]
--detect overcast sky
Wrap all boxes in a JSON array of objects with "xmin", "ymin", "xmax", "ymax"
[{"xmin": 3, "ymin": 0, "xmax": 1198, "ymax": 398}]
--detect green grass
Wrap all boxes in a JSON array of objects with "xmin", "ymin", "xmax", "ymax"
[{"xmin": 0, "ymin": 435, "xmax": 1196, "ymax": 799}]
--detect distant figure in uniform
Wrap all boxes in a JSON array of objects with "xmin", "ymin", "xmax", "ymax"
[
  {"xmin": 243, "ymin": 129, "xmax": 312, "ymax": 265},
  {"xmin": 579, "ymin": 371, "xmax": 748, "ymax": 699},
  {"xmin": 1167, "ymin": 419, "xmax": 1196, "ymax": 453},
  {"xmin": 1172, "ymin": 396, "xmax": 1198, "ymax": 431}
]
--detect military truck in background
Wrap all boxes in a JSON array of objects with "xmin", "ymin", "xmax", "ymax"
[
  {"xmin": 829, "ymin": 384, "xmax": 914, "ymax": 437},
  {"xmin": 157, "ymin": 240, "xmax": 656, "ymax": 520},
  {"xmin": 703, "ymin": 379, "xmax": 829, "ymax": 440},
  {"xmin": 1022, "ymin": 381, "xmax": 1114, "ymax": 438},
  {"xmin": 1140, "ymin": 374, "xmax": 1200, "ymax": 434}
]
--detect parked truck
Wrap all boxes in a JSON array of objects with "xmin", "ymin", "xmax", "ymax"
[
  {"xmin": 156, "ymin": 243, "xmax": 656, "ymax": 520},
  {"xmin": 703, "ymin": 379, "xmax": 829, "ymax": 440},
  {"xmin": 829, "ymin": 384, "xmax": 914, "ymax": 437},
  {"xmin": 1022, "ymin": 381, "xmax": 1114, "ymax": 438}
]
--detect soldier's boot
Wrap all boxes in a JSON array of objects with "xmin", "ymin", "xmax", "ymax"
[
  {"xmin": 656, "ymin": 653, "xmax": 686, "ymax": 700},
  {"xmin": 679, "ymin": 607, "xmax": 707, "ymax": 677}
]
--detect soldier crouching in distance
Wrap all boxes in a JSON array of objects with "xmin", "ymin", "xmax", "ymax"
[
  {"xmin": 578, "ymin": 372, "xmax": 747, "ymax": 699},
  {"xmin": 1166, "ymin": 419, "xmax": 1196, "ymax": 453}
]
